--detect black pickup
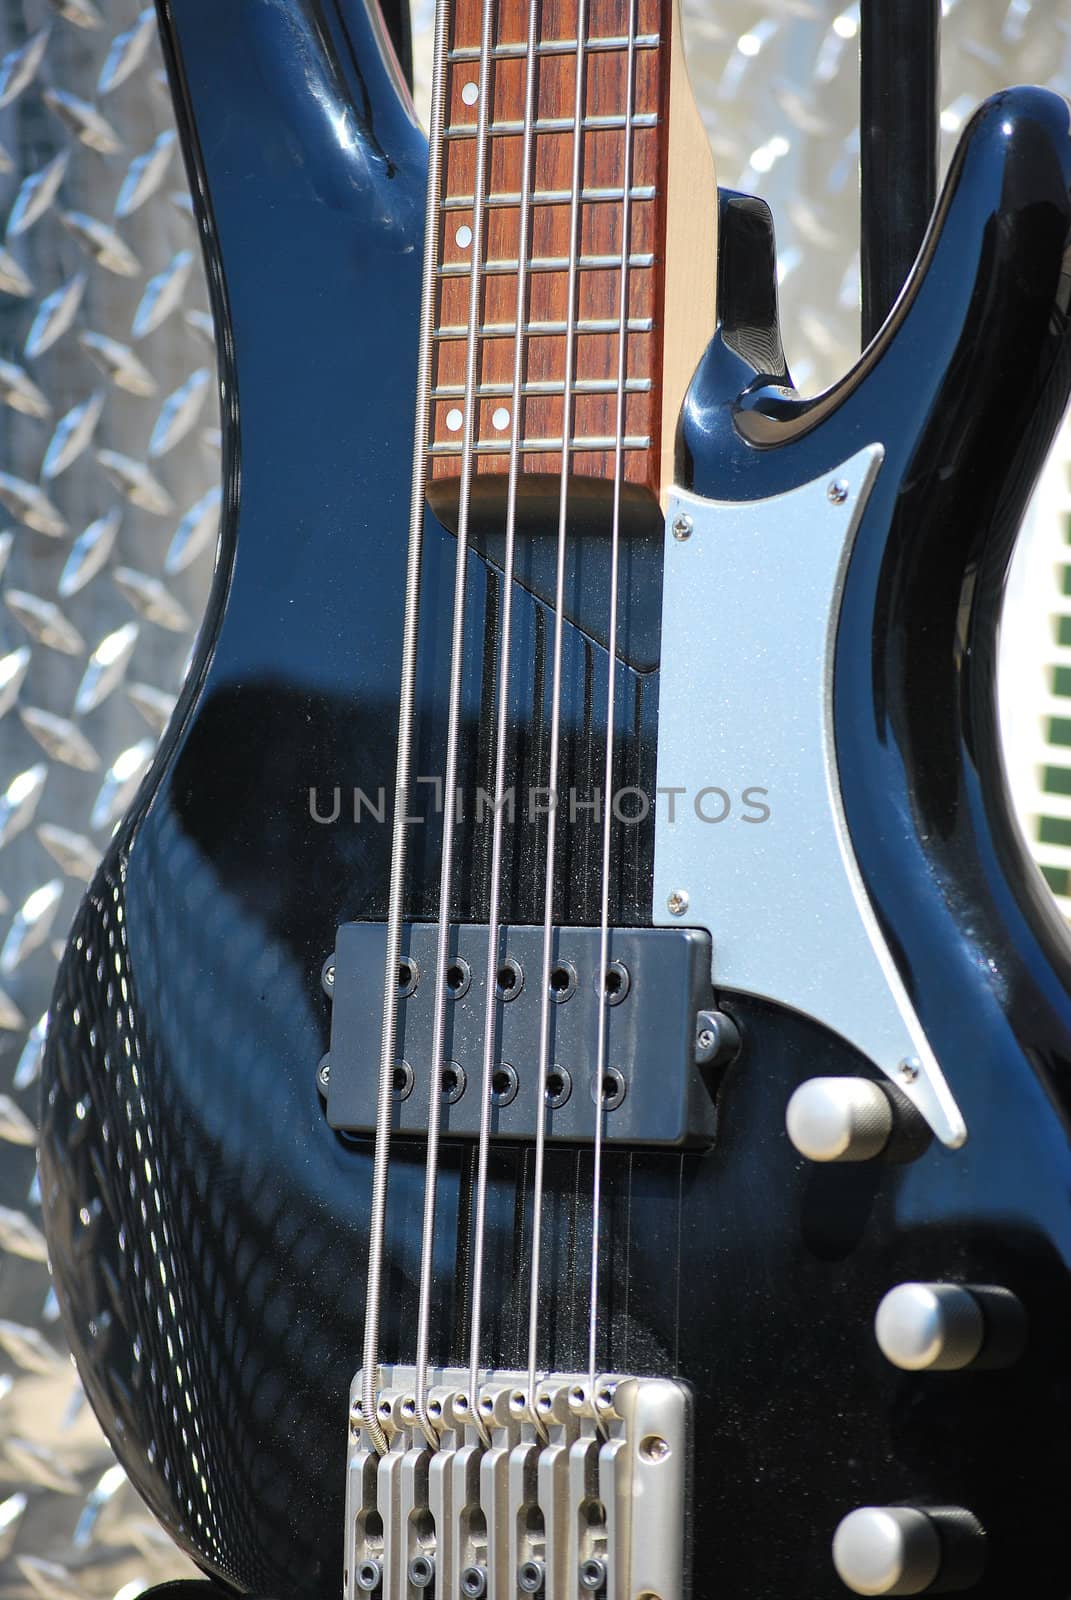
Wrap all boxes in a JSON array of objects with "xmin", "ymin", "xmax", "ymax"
[{"xmin": 321, "ymin": 923, "xmax": 721, "ymax": 1147}]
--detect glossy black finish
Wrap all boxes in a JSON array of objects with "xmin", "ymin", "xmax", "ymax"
[
  {"xmin": 859, "ymin": 0, "xmax": 940, "ymax": 342},
  {"xmin": 36, "ymin": 7, "xmax": 1071, "ymax": 1598}
]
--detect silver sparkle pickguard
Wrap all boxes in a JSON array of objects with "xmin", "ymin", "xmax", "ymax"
[{"xmin": 653, "ymin": 448, "xmax": 967, "ymax": 1149}]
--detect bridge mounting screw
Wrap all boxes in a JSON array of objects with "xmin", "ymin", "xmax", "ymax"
[
  {"xmin": 827, "ymin": 479, "xmax": 849, "ymax": 505},
  {"xmin": 355, "ymin": 1558, "xmax": 382, "ymax": 1593},
  {"xmin": 671, "ymin": 513, "xmax": 693, "ymax": 540},
  {"xmin": 408, "ymin": 1555, "xmax": 435, "ymax": 1590},
  {"xmin": 579, "ymin": 1557, "xmax": 607, "ymax": 1593},
  {"xmin": 666, "ymin": 888, "xmax": 689, "ymax": 916}
]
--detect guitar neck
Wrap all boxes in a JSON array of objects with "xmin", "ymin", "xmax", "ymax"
[{"xmin": 425, "ymin": 0, "xmax": 716, "ymax": 525}]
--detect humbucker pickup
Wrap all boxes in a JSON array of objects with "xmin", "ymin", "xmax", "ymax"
[{"xmin": 320, "ymin": 923, "xmax": 722, "ymax": 1147}]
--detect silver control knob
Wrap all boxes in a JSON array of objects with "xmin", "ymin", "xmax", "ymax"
[
  {"xmin": 832, "ymin": 1506, "xmax": 941, "ymax": 1596},
  {"xmin": 875, "ymin": 1282, "xmax": 985, "ymax": 1372},
  {"xmin": 785, "ymin": 1077, "xmax": 893, "ymax": 1163},
  {"xmin": 876, "ymin": 1281, "xmax": 1025, "ymax": 1372}
]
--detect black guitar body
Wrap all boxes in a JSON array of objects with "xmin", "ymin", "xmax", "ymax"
[{"xmin": 37, "ymin": 2, "xmax": 1071, "ymax": 1596}]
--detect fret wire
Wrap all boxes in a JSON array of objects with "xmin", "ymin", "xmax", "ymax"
[
  {"xmin": 444, "ymin": 111, "xmax": 657, "ymax": 137},
  {"xmin": 439, "ymin": 252, "xmax": 655, "ymax": 276},
  {"xmin": 429, "ymin": 436, "xmax": 652, "ymax": 453},
  {"xmin": 441, "ymin": 183, "xmax": 657, "ymax": 209},
  {"xmin": 434, "ymin": 316, "xmax": 654, "ymax": 337},
  {"xmin": 431, "ymin": 377, "xmax": 652, "ymax": 396},
  {"xmin": 448, "ymin": 31, "xmax": 659, "ymax": 58}
]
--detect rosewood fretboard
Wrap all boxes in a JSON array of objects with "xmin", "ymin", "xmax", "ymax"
[{"xmin": 424, "ymin": 0, "xmax": 715, "ymax": 526}]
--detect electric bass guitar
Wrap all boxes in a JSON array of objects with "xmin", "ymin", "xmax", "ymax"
[{"xmin": 37, "ymin": 0, "xmax": 1071, "ymax": 1596}]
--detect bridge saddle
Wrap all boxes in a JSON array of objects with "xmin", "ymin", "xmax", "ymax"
[{"xmin": 345, "ymin": 1366, "xmax": 690, "ymax": 1600}]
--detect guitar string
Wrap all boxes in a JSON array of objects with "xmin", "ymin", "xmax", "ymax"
[
  {"xmin": 588, "ymin": 0, "xmax": 639, "ymax": 1400},
  {"xmin": 464, "ymin": 0, "xmax": 542, "ymax": 1436},
  {"xmin": 411, "ymin": 0, "xmax": 500, "ymax": 1450},
  {"xmin": 359, "ymin": 0, "xmax": 452, "ymax": 1457},
  {"xmin": 525, "ymin": 0, "xmax": 591, "ymax": 1420}
]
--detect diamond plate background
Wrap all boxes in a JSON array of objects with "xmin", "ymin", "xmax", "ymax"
[{"xmin": 0, "ymin": 1, "xmax": 1067, "ymax": 1595}]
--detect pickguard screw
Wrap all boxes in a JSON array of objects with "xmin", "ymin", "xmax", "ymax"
[
  {"xmin": 899, "ymin": 1056, "xmax": 920, "ymax": 1084},
  {"xmin": 671, "ymin": 513, "xmax": 693, "ymax": 540},
  {"xmin": 317, "ymin": 1055, "xmax": 331, "ymax": 1091},
  {"xmin": 827, "ymin": 479, "xmax": 849, "ymax": 505},
  {"xmin": 666, "ymin": 889, "xmax": 689, "ymax": 916}
]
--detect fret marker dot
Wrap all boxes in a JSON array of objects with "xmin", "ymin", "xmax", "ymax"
[
  {"xmin": 461, "ymin": 81, "xmax": 479, "ymax": 105},
  {"xmin": 455, "ymin": 224, "xmax": 473, "ymax": 249},
  {"xmin": 446, "ymin": 408, "xmax": 464, "ymax": 432},
  {"xmin": 492, "ymin": 407, "xmax": 511, "ymax": 432}
]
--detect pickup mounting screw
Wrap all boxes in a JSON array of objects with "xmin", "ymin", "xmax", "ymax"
[
  {"xmin": 321, "ymin": 957, "xmax": 335, "ymax": 995},
  {"xmin": 827, "ymin": 479, "xmax": 849, "ymax": 505},
  {"xmin": 695, "ymin": 1009, "xmax": 742, "ymax": 1069},
  {"xmin": 316, "ymin": 1055, "xmax": 331, "ymax": 1092},
  {"xmin": 671, "ymin": 513, "xmax": 693, "ymax": 541},
  {"xmin": 666, "ymin": 888, "xmax": 689, "ymax": 916}
]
